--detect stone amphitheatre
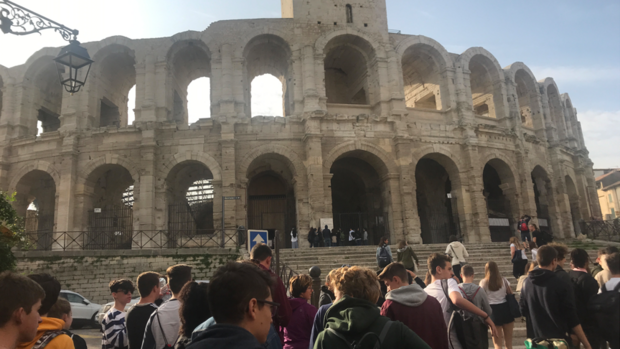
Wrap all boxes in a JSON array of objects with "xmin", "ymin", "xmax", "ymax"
[{"xmin": 0, "ymin": 0, "xmax": 601, "ymax": 250}]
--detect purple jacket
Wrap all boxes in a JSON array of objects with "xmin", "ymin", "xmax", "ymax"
[{"xmin": 283, "ymin": 297, "xmax": 317, "ymax": 349}]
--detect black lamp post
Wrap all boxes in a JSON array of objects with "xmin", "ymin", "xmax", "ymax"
[{"xmin": 0, "ymin": 0, "xmax": 93, "ymax": 93}]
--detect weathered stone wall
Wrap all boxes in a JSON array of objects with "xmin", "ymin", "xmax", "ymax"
[{"xmin": 14, "ymin": 248, "xmax": 240, "ymax": 305}]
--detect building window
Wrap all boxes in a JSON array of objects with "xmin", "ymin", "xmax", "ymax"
[
  {"xmin": 346, "ymin": 4, "xmax": 353, "ymax": 23},
  {"xmin": 609, "ymin": 194, "xmax": 613, "ymax": 203}
]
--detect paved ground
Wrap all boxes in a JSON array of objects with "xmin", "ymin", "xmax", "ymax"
[{"xmin": 73, "ymin": 327, "xmax": 101, "ymax": 349}]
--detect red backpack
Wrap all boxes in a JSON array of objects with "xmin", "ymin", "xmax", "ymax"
[{"xmin": 520, "ymin": 221, "xmax": 528, "ymax": 231}]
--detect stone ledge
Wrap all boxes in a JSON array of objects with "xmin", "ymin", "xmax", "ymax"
[{"xmin": 15, "ymin": 247, "xmax": 239, "ymax": 259}]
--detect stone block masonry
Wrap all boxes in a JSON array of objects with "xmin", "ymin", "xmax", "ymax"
[{"xmin": 15, "ymin": 248, "xmax": 240, "ymax": 304}]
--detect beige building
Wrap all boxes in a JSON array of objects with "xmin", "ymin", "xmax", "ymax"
[
  {"xmin": 0, "ymin": 0, "xmax": 601, "ymax": 248},
  {"xmin": 595, "ymin": 169, "xmax": 620, "ymax": 220}
]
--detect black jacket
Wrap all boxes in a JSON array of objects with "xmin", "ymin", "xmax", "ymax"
[
  {"xmin": 322, "ymin": 228, "xmax": 331, "ymax": 239},
  {"xmin": 186, "ymin": 324, "xmax": 264, "ymax": 349},
  {"xmin": 520, "ymin": 268, "xmax": 580, "ymax": 340},
  {"xmin": 63, "ymin": 331, "xmax": 87, "ymax": 349},
  {"xmin": 555, "ymin": 265, "xmax": 572, "ymax": 286},
  {"xmin": 568, "ymin": 270, "xmax": 599, "ymax": 331},
  {"xmin": 319, "ymin": 286, "xmax": 335, "ymax": 307}
]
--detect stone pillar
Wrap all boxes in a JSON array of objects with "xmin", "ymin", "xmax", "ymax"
[
  {"xmin": 381, "ymin": 173, "xmax": 405, "ymax": 243},
  {"xmin": 583, "ymin": 161, "xmax": 602, "ymax": 219},
  {"xmin": 303, "ymin": 130, "xmax": 326, "ymax": 231},
  {"xmin": 463, "ymin": 145, "xmax": 492, "ymax": 243},
  {"xmin": 138, "ymin": 56, "xmax": 157, "ymax": 122},
  {"xmin": 547, "ymin": 149, "xmax": 572, "ymax": 238},
  {"xmin": 55, "ymin": 136, "xmax": 78, "ymax": 232},
  {"xmin": 136, "ymin": 130, "xmax": 157, "ymax": 233},
  {"xmin": 302, "ymin": 46, "xmax": 320, "ymax": 112},
  {"xmin": 517, "ymin": 152, "xmax": 538, "ymax": 219},
  {"xmin": 220, "ymin": 138, "xmax": 237, "ymax": 230},
  {"xmin": 211, "ymin": 180, "xmax": 223, "ymax": 232},
  {"xmin": 539, "ymin": 88, "xmax": 557, "ymax": 143},
  {"xmin": 394, "ymin": 138, "xmax": 420, "ymax": 244}
]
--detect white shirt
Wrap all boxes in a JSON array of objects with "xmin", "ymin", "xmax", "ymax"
[
  {"xmin": 425, "ymin": 278, "xmax": 463, "ymax": 349},
  {"xmin": 349, "ymin": 230, "xmax": 355, "ymax": 241},
  {"xmin": 479, "ymin": 277, "xmax": 508, "ymax": 305},
  {"xmin": 510, "ymin": 243, "xmax": 527, "ymax": 260},
  {"xmin": 445, "ymin": 242, "xmax": 469, "ymax": 266},
  {"xmin": 291, "ymin": 231, "xmax": 297, "ymax": 242},
  {"xmin": 599, "ymin": 277, "xmax": 620, "ymax": 294},
  {"xmin": 531, "ymin": 248, "xmax": 538, "ymax": 262}
]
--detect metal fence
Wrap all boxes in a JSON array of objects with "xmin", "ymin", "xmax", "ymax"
[
  {"xmin": 22, "ymin": 229, "xmax": 245, "ymax": 251},
  {"xmin": 579, "ymin": 219, "xmax": 620, "ymax": 242}
]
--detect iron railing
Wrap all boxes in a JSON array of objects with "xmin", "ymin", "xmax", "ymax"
[
  {"xmin": 22, "ymin": 229, "xmax": 245, "ymax": 251},
  {"xmin": 579, "ymin": 219, "xmax": 620, "ymax": 242}
]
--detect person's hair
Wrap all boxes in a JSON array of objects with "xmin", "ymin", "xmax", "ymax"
[
  {"xmin": 333, "ymin": 266, "xmax": 381, "ymax": 303},
  {"xmin": 537, "ymin": 245, "xmax": 558, "ymax": 267},
  {"xmin": 397, "ymin": 240, "xmax": 406, "ymax": 249},
  {"xmin": 529, "ymin": 241, "xmax": 537, "ymax": 249},
  {"xmin": 378, "ymin": 263, "xmax": 408, "ymax": 284},
  {"xmin": 597, "ymin": 247, "xmax": 607, "ymax": 257},
  {"xmin": 167, "ymin": 264, "xmax": 192, "ymax": 294},
  {"xmin": 483, "ymin": 261, "xmax": 504, "ymax": 292},
  {"xmin": 289, "ymin": 274, "xmax": 313, "ymax": 298},
  {"xmin": 28, "ymin": 273, "xmax": 60, "ymax": 315},
  {"xmin": 109, "ymin": 279, "xmax": 135, "ymax": 294},
  {"xmin": 523, "ymin": 262, "xmax": 533, "ymax": 275},
  {"xmin": 136, "ymin": 272, "xmax": 161, "ymax": 298},
  {"xmin": 461, "ymin": 264, "xmax": 474, "ymax": 277},
  {"xmin": 606, "ymin": 252, "xmax": 620, "ymax": 275},
  {"xmin": 327, "ymin": 267, "xmax": 348, "ymax": 290},
  {"xmin": 424, "ymin": 271, "xmax": 432, "ymax": 285},
  {"xmin": 529, "ymin": 223, "xmax": 538, "ymax": 230},
  {"xmin": 528, "ymin": 262, "xmax": 538, "ymax": 272},
  {"xmin": 548, "ymin": 243, "xmax": 569, "ymax": 261},
  {"xmin": 250, "ymin": 243, "xmax": 273, "ymax": 262},
  {"xmin": 377, "ymin": 236, "xmax": 388, "ymax": 247},
  {"xmin": 604, "ymin": 246, "xmax": 620, "ymax": 255},
  {"xmin": 47, "ymin": 298, "xmax": 71, "ymax": 319},
  {"xmin": 427, "ymin": 253, "xmax": 451, "ymax": 276},
  {"xmin": 509, "ymin": 236, "xmax": 522, "ymax": 249},
  {"xmin": 208, "ymin": 262, "xmax": 273, "ymax": 325},
  {"xmin": 449, "ymin": 235, "xmax": 458, "ymax": 243},
  {"xmin": 178, "ymin": 281, "xmax": 210, "ymax": 337},
  {"xmin": 0, "ymin": 272, "xmax": 45, "ymax": 326},
  {"xmin": 570, "ymin": 248, "xmax": 590, "ymax": 269}
]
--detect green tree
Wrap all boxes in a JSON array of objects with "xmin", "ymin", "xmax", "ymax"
[{"xmin": 0, "ymin": 192, "xmax": 26, "ymax": 273}]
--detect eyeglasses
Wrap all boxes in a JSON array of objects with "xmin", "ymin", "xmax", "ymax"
[{"xmin": 257, "ymin": 299, "xmax": 280, "ymax": 315}]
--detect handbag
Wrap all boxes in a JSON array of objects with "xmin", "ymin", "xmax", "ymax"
[
  {"xmin": 511, "ymin": 245, "xmax": 524, "ymax": 263},
  {"xmin": 504, "ymin": 279, "xmax": 521, "ymax": 318},
  {"xmin": 525, "ymin": 338, "xmax": 568, "ymax": 349}
]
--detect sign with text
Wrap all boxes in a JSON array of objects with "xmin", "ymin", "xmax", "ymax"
[
  {"xmin": 248, "ymin": 229, "xmax": 268, "ymax": 253},
  {"xmin": 320, "ymin": 218, "xmax": 334, "ymax": 230},
  {"xmin": 224, "ymin": 196, "xmax": 241, "ymax": 200}
]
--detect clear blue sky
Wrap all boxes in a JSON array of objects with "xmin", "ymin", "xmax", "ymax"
[{"xmin": 1, "ymin": 0, "xmax": 618, "ymax": 167}]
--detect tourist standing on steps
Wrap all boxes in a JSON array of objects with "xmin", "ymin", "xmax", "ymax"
[
  {"xmin": 363, "ymin": 228, "xmax": 368, "ymax": 245},
  {"xmin": 322, "ymin": 225, "xmax": 331, "ymax": 247},
  {"xmin": 348, "ymin": 228, "xmax": 355, "ymax": 246},
  {"xmin": 396, "ymin": 240, "xmax": 419, "ymax": 273},
  {"xmin": 290, "ymin": 228, "xmax": 298, "ymax": 249},
  {"xmin": 445, "ymin": 235, "xmax": 469, "ymax": 283},
  {"xmin": 376, "ymin": 236, "xmax": 393, "ymax": 269},
  {"xmin": 509, "ymin": 237, "xmax": 528, "ymax": 279},
  {"xmin": 529, "ymin": 224, "xmax": 548, "ymax": 246},
  {"xmin": 480, "ymin": 261, "xmax": 514, "ymax": 349},
  {"xmin": 307, "ymin": 228, "xmax": 315, "ymax": 248},
  {"xmin": 518, "ymin": 215, "xmax": 532, "ymax": 242}
]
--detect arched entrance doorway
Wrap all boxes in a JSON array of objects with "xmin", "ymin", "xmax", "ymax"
[
  {"xmin": 330, "ymin": 151, "xmax": 389, "ymax": 245},
  {"xmin": 415, "ymin": 158, "xmax": 459, "ymax": 243},
  {"xmin": 14, "ymin": 170, "xmax": 56, "ymax": 249},
  {"xmin": 565, "ymin": 175, "xmax": 582, "ymax": 237},
  {"xmin": 531, "ymin": 166, "xmax": 553, "ymax": 235},
  {"xmin": 483, "ymin": 159, "xmax": 518, "ymax": 241},
  {"xmin": 246, "ymin": 154, "xmax": 297, "ymax": 248}
]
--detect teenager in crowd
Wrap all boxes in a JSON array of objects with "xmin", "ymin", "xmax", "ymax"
[
  {"xmin": 102, "ymin": 279, "xmax": 134, "ymax": 349},
  {"xmin": 175, "ymin": 282, "xmax": 211, "ymax": 349},
  {"xmin": 568, "ymin": 248, "xmax": 600, "ymax": 349},
  {"xmin": 0, "ymin": 272, "xmax": 44, "ymax": 349},
  {"xmin": 459, "ymin": 265, "xmax": 492, "ymax": 349},
  {"xmin": 376, "ymin": 236, "xmax": 393, "ymax": 269},
  {"xmin": 396, "ymin": 240, "xmax": 419, "ymax": 273},
  {"xmin": 283, "ymin": 275, "xmax": 316, "ymax": 349},
  {"xmin": 126, "ymin": 272, "xmax": 161, "ymax": 349},
  {"xmin": 480, "ymin": 261, "xmax": 514, "ymax": 349},
  {"xmin": 509, "ymin": 237, "xmax": 528, "ymax": 279},
  {"xmin": 445, "ymin": 235, "xmax": 469, "ymax": 283},
  {"xmin": 309, "ymin": 267, "xmax": 347, "ymax": 349},
  {"xmin": 48, "ymin": 298, "xmax": 87, "ymax": 349},
  {"xmin": 317, "ymin": 274, "xmax": 335, "ymax": 307},
  {"xmin": 548, "ymin": 243, "xmax": 571, "ymax": 286},
  {"xmin": 595, "ymin": 246, "xmax": 620, "ymax": 287}
]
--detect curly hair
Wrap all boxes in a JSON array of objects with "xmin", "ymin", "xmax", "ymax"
[
  {"xmin": 289, "ymin": 274, "xmax": 313, "ymax": 298},
  {"xmin": 326, "ymin": 267, "xmax": 348, "ymax": 292},
  {"xmin": 548, "ymin": 243, "xmax": 569, "ymax": 261},
  {"xmin": 333, "ymin": 266, "xmax": 380, "ymax": 303}
]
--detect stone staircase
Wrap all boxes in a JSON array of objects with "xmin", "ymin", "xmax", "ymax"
[{"xmin": 277, "ymin": 242, "xmax": 600, "ymax": 347}]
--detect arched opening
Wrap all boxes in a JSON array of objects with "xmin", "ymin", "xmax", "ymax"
[
  {"xmin": 401, "ymin": 44, "xmax": 445, "ymax": 110},
  {"xmin": 168, "ymin": 40, "xmax": 211, "ymax": 124},
  {"xmin": 14, "ymin": 170, "xmax": 56, "ymax": 249},
  {"xmin": 251, "ymin": 74, "xmax": 283, "ymax": 117},
  {"xmin": 243, "ymin": 35, "xmax": 292, "ymax": 117},
  {"xmin": 565, "ymin": 175, "xmax": 582, "ymax": 237},
  {"xmin": 166, "ymin": 161, "xmax": 215, "ymax": 245},
  {"xmin": 515, "ymin": 70, "xmax": 538, "ymax": 128},
  {"xmin": 127, "ymin": 85, "xmax": 136, "ymax": 125},
  {"xmin": 324, "ymin": 35, "xmax": 377, "ymax": 105},
  {"xmin": 94, "ymin": 45, "xmax": 136, "ymax": 127},
  {"xmin": 415, "ymin": 158, "xmax": 459, "ymax": 243},
  {"xmin": 82, "ymin": 164, "xmax": 134, "ymax": 249},
  {"xmin": 483, "ymin": 159, "xmax": 518, "ymax": 242},
  {"xmin": 469, "ymin": 54, "xmax": 500, "ymax": 118},
  {"xmin": 246, "ymin": 154, "xmax": 297, "ymax": 248},
  {"xmin": 25, "ymin": 57, "xmax": 63, "ymax": 136},
  {"xmin": 330, "ymin": 151, "xmax": 389, "ymax": 245},
  {"xmin": 346, "ymin": 4, "xmax": 353, "ymax": 23},
  {"xmin": 546, "ymin": 84, "xmax": 567, "ymax": 142},
  {"xmin": 531, "ymin": 166, "xmax": 553, "ymax": 235}
]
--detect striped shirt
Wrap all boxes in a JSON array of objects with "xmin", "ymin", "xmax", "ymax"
[{"xmin": 101, "ymin": 308, "xmax": 128, "ymax": 349}]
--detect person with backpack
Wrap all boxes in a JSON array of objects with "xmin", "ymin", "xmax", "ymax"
[
  {"xmin": 376, "ymin": 237, "xmax": 393, "ymax": 269},
  {"xmin": 322, "ymin": 226, "xmax": 331, "ymax": 247},
  {"xmin": 458, "ymin": 265, "xmax": 493, "ymax": 349},
  {"xmin": 591, "ymin": 252, "xmax": 619, "ymax": 349},
  {"xmin": 425, "ymin": 253, "xmax": 497, "ymax": 349},
  {"xmin": 519, "ymin": 245, "xmax": 592, "ymax": 349},
  {"xmin": 309, "ymin": 267, "xmax": 347, "ymax": 349},
  {"xmin": 479, "ymin": 261, "xmax": 515, "ymax": 349},
  {"xmin": 314, "ymin": 266, "xmax": 431, "ymax": 349},
  {"xmin": 518, "ymin": 215, "xmax": 531, "ymax": 242},
  {"xmin": 307, "ymin": 228, "xmax": 315, "ymax": 248},
  {"xmin": 594, "ymin": 246, "xmax": 620, "ymax": 288},
  {"xmin": 568, "ymin": 249, "xmax": 601, "ymax": 349},
  {"xmin": 0, "ymin": 272, "xmax": 45, "ymax": 349},
  {"xmin": 47, "ymin": 298, "xmax": 87, "ymax": 349},
  {"xmin": 445, "ymin": 235, "xmax": 469, "ymax": 283},
  {"xmin": 509, "ymin": 237, "xmax": 528, "ymax": 279},
  {"xmin": 530, "ymin": 224, "xmax": 550, "ymax": 247},
  {"xmin": 379, "ymin": 262, "xmax": 449, "ymax": 349},
  {"xmin": 396, "ymin": 240, "xmax": 419, "ymax": 273}
]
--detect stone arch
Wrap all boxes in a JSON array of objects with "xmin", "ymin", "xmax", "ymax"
[
  {"xmin": 411, "ymin": 145, "xmax": 463, "ymax": 185},
  {"xmin": 315, "ymin": 28, "xmax": 385, "ymax": 58},
  {"xmin": 239, "ymin": 144, "xmax": 305, "ymax": 180},
  {"xmin": 8, "ymin": 161, "xmax": 61, "ymax": 195},
  {"xmin": 540, "ymin": 78, "xmax": 568, "ymax": 142},
  {"xmin": 235, "ymin": 27, "xmax": 295, "ymax": 58},
  {"xmin": 504, "ymin": 62, "xmax": 544, "ymax": 131},
  {"xmin": 21, "ymin": 55, "xmax": 64, "ymax": 136},
  {"xmin": 458, "ymin": 47, "xmax": 507, "ymax": 119},
  {"xmin": 159, "ymin": 151, "xmax": 222, "ymax": 183},
  {"xmin": 88, "ymin": 36, "xmax": 135, "ymax": 58},
  {"xmin": 323, "ymin": 141, "xmax": 398, "ymax": 176},
  {"xmin": 10, "ymin": 167, "xmax": 58, "ymax": 235},
  {"xmin": 482, "ymin": 157, "xmax": 521, "ymax": 241},
  {"xmin": 398, "ymin": 37, "xmax": 453, "ymax": 110},
  {"xmin": 79, "ymin": 155, "xmax": 140, "ymax": 186},
  {"xmin": 20, "ymin": 47, "xmax": 61, "ymax": 80}
]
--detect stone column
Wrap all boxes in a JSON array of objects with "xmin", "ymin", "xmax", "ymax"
[
  {"xmin": 394, "ymin": 138, "xmax": 420, "ymax": 243},
  {"xmin": 219, "ymin": 138, "xmax": 237, "ymax": 231},
  {"xmin": 381, "ymin": 173, "xmax": 405, "ymax": 243},
  {"xmin": 55, "ymin": 136, "xmax": 78, "ymax": 232},
  {"xmin": 302, "ymin": 46, "xmax": 320, "ymax": 112},
  {"xmin": 138, "ymin": 55, "xmax": 157, "ymax": 122},
  {"xmin": 583, "ymin": 161, "xmax": 602, "ymax": 219},
  {"xmin": 136, "ymin": 130, "xmax": 157, "ymax": 233},
  {"xmin": 517, "ymin": 152, "xmax": 538, "ymax": 219},
  {"xmin": 303, "ymin": 131, "xmax": 326, "ymax": 231},
  {"xmin": 463, "ymin": 144, "xmax": 492, "ymax": 243},
  {"xmin": 547, "ymin": 149, "xmax": 572, "ymax": 238}
]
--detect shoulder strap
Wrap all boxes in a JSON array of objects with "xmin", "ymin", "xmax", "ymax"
[
  {"xmin": 33, "ymin": 331, "xmax": 63, "ymax": 349},
  {"xmin": 325, "ymin": 328, "xmax": 354, "ymax": 349},
  {"xmin": 375, "ymin": 321, "xmax": 393, "ymax": 349},
  {"xmin": 449, "ymin": 244, "xmax": 458, "ymax": 260},
  {"xmin": 155, "ymin": 310, "xmax": 172, "ymax": 347}
]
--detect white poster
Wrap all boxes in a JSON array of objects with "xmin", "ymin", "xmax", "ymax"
[{"xmin": 320, "ymin": 218, "xmax": 334, "ymax": 230}]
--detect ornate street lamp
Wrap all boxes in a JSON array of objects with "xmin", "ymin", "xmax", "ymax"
[{"xmin": 0, "ymin": 0, "xmax": 93, "ymax": 93}]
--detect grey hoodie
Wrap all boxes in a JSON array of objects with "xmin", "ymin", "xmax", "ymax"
[
  {"xmin": 386, "ymin": 283, "xmax": 427, "ymax": 306},
  {"xmin": 458, "ymin": 283, "xmax": 492, "ymax": 324}
]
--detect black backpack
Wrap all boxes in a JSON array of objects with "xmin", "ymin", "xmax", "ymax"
[
  {"xmin": 587, "ymin": 282, "xmax": 620, "ymax": 343},
  {"xmin": 441, "ymin": 280, "xmax": 482, "ymax": 349},
  {"xmin": 324, "ymin": 321, "xmax": 393, "ymax": 349},
  {"xmin": 378, "ymin": 246, "xmax": 391, "ymax": 268}
]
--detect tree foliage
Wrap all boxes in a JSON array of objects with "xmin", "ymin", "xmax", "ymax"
[{"xmin": 0, "ymin": 192, "xmax": 26, "ymax": 273}]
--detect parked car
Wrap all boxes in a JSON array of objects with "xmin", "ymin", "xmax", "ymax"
[
  {"xmin": 59, "ymin": 290, "xmax": 101, "ymax": 329},
  {"xmin": 97, "ymin": 294, "xmax": 140, "ymax": 325}
]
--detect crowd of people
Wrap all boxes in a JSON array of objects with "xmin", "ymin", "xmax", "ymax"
[
  {"xmin": 304, "ymin": 226, "xmax": 369, "ymax": 248},
  {"xmin": 1, "ymin": 233, "xmax": 619, "ymax": 349}
]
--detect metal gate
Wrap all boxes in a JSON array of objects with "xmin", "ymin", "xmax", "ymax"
[
  {"xmin": 333, "ymin": 212, "xmax": 389, "ymax": 245},
  {"xmin": 25, "ymin": 211, "xmax": 55, "ymax": 250},
  {"xmin": 248, "ymin": 195, "xmax": 296, "ymax": 248},
  {"xmin": 86, "ymin": 206, "xmax": 133, "ymax": 249},
  {"xmin": 487, "ymin": 198, "xmax": 513, "ymax": 242},
  {"xmin": 418, "ymin": 194, "xmax": 459, "ymax": 244},
  {"xmin": 167, "ymin": 202, "xmax": 215, "ymax": 247}
]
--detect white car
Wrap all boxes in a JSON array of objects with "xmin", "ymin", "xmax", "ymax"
[
  {"xmin": 97, "ymin": 295, "xmax": 140, "ymax": 325},
  {"xmin": 59, "ymin": 290, "xmax": 101, "ymax": 329}
]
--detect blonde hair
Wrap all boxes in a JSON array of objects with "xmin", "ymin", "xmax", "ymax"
[
  {"xmin": 333, "ymin": 266, "xmax": 381, "ymax": 303},
  {"xmin": 483, "ymin": 261, "xmax": 504, "ymax": 292},
  {"xmin": 509, "ymin": 237, "xmax": 522, "ymax": 249},
  {"xmin": 326, "ymin": 267, "xmax": 347, "ymax": 291}
]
